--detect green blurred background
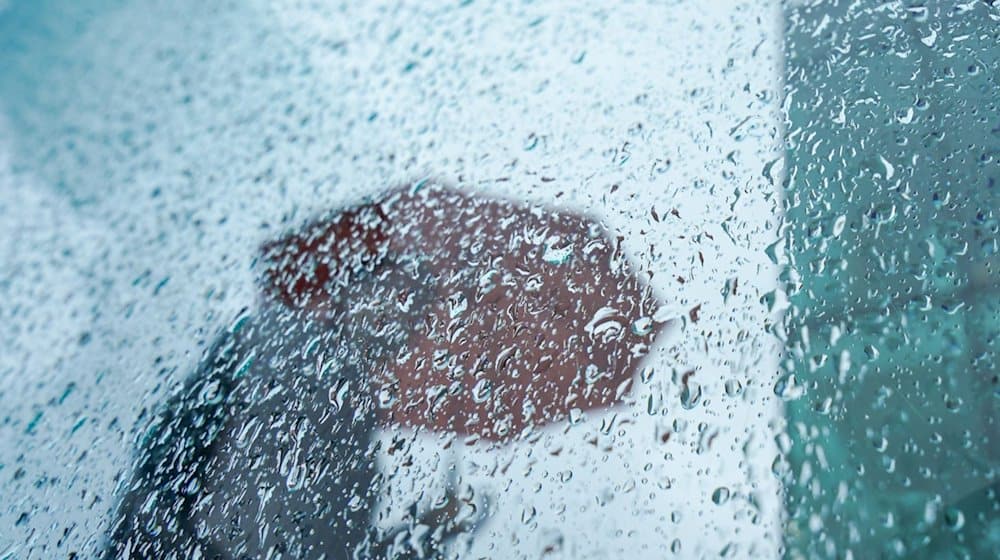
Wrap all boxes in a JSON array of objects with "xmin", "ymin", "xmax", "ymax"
[{"xmin": 780, "ymin": 1, "xmax": 998, "ymax": 558}]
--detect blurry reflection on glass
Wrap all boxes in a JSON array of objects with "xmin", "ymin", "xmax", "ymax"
[{"xmin": 106, "ymin": 185, "xmax": 663, "ymax": 559}]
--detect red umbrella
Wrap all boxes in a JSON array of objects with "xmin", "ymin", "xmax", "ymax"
[{"xmin": 259, "ymin": 185, "xmax": 663, "ymax": 441}]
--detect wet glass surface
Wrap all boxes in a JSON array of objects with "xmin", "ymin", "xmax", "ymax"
[
  {"xmin": 0, "ymin": 1, "xmax": 995, "ymax": 559},
  {"xmin": 781, "ymin": 2, "xmax": 998, "ymax": 558}
]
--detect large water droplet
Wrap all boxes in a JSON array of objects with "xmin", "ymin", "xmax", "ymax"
[
  {"xmin": 329, "ymin": 378, "xmax": 349, "ymax": 413},
  {"xmin": 724, "ymin": 379, "xmax": 743, "ymax": 397},
  {"xmin": 447, "ymin": 291, "xmax": 468, "ymax": 318},
  {"xmin": 585, "ymin": 307, "xmax": 624, "ymax": 344},
  {"xmin": 631, "ymin": 316, "xmax": 654, "ymax": 336},
  {"xmin": 680, "ymin": 382, "xmax": 702, "ymax": 410},
  {"xmin": 773, "ymin": 373, "xmax": 805, "ymax": 401},
  {"xmin": 944, "ymin": 507, "xmax": 965, "ymax": 531},
  {"xmin": 541, "ymin": 237, "xmax": 573, "ymax": 265},
  {"xmin": 712, "ymin": 486, "xmax": 731, "ymax": 505},
  {"xmin": 471, "ymin": 378, "xmax": 492, "ymax": 403}
]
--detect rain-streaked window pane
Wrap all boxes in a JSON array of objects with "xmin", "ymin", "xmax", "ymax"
[
  {"xmin": 0, "ymin": 1, "xmax": 995, "ymax": 559},
  {"xmin": 781, "ymin": 3, "xmax": 998, "ymax": 558}
]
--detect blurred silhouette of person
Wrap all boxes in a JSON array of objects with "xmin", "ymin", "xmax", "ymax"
[{"xmin": 105, "ymin": 185, "xmax": 662, "ymax": 559}]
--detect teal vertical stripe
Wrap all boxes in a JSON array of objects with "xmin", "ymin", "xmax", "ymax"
[{"xmin": 781, "ymin": 2, "xmax": 999, "ymax": 558}]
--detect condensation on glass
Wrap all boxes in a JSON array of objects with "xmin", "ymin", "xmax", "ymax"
[{"xmin": 0, "ymin": 1, "xmax": 994, "ymax": 559}]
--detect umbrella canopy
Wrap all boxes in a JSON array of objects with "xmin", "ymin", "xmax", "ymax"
[{"xmin": 260, "ymin": 185, "xmax": 664, "ymax": 441}]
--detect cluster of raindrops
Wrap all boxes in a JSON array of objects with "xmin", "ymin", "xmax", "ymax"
[{"xmin": 779, "ymin": 2, "xmax": 998, "ymax": 559}]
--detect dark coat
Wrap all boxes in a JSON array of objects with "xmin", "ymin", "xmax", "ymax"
[
  {"xmin": 104, "ymin": 253, "xmax": 459, "ymax": 559},
  {"xmin": 105, "ymin": 304, "xmax": 382, "ymax": 559}
]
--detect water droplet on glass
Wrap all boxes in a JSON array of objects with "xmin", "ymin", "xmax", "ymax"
[
  {"xmin": 329, "ymin": 378, "xmax": 349, "ymax": 413},
  {"xmin": 944, "ymin": 395, "xmax": 963, "ymax": 412},
  {"xmin": 286, "ymin": 463, "xmax": 306, "ymax": 491},
  {"xmin": 541, "ymin": 237, "xmax": 574, "ymax": 265},
  {"xmin": 585, "ymin": 306, "xmax": 624, "ymax": 344},
  {"xmin": 712, "ymin": 486, "xmax": 731, "ymax": 505},
  {"xmin": 631, "ymin": 316, "xmax": 654, "ymax": 336},
  {"xmin": 773, "ymin": 373, "xmax": 805, "ymax": 401},
  {"xmin": 944, "ymin": 507, "xmax": 965, "ymax": 531},
  {"xmin": 377, "ymin": 386, "xmax": 397, "ymax": 409},
  {"xmin": 920, "ymin": 27, "xmax": 937, "ymax": 47},
  {"xmin": 680, "ymin": 382, "xmax": 702, "ymax": 410},
  {"xmin": 724, "ymin": 379, "xmax": 743, "ymax": 397},
  {"xmin": 447, "ymin": 291, "xmax": 468, "ymax": 318},
  {"xmin": 471, "ymin": 378, "xmax": 492, "ymax": 404}
]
